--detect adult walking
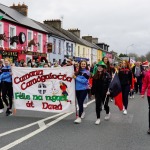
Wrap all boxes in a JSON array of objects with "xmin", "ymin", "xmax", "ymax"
[
  {"xmin": 0, "ymin": 58, "xmax": 13, "ymax": 116},
  {"xmin": 141, "ymin": 66, "xmax": 150, "ymax": 134},
  {"xmin": 118, "ymin": 60, "xmax": 132, "ymax": 115},
  {"xmin": 91, "ymin": 61, "xmax": 111, "ymax": 125},
  {"xmin": 73, "ymin": 60, "xmax": 90, "ymax": 124},
  {"xmin": 132, "ymin": 61, "xmax": 144, "ymax": 94}
]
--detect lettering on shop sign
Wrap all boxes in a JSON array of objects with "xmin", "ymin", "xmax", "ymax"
[
  {"xmin": 1, "ymin": 51, "xmax": 18, "ymax": 57},
  {"xmin": 21, "ymin": 51, "xmax": 47, "ymax": 57},
  {"xmin": 14, "ymin": 70, "xmax": 72, "ymax": 90}
]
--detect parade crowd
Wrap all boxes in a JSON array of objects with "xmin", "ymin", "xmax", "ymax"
[{"xmin": 0, "ymin": 56, "xmax": 150, "ymax": 135}]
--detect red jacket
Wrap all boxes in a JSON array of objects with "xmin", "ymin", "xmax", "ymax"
[{"xmin": 141, "ymin": 70, "xmax": 150, "ymax": 96}]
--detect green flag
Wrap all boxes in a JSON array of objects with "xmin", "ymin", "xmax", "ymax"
[{"xmin": 0, "ymin": 16, "xmax": 3, "ymax": 20}]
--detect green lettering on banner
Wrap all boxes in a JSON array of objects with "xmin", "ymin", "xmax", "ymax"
[
  {"xmin": 45, "ymin": 95, "xmax": 67, "ymax": 102},
  {"xmin": 33, "ymin": 95, "xmax": 43, "ymax": 100},
  {"xmin": 15, "ymin": 92, "xmax": 30, "ymax": 100}
]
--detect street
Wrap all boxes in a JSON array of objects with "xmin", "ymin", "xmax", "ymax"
[{"xmin": 0, "ymin": 94, "xmax": 150, "ymax": 150}]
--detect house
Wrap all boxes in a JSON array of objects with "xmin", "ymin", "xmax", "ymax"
[
  {"xmin": 0, "ymin": 3, "xmax": 48, "ymax": 63},
  {"xmin": 35, "ymin": 20, "xmax": 75, "ymax": 64}
]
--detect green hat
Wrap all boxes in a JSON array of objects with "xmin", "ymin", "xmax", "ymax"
[{"xmin": 97, "ymin": 61, "xmax": 107, "ymax": 68}]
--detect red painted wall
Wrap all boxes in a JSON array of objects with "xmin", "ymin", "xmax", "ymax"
[{"xmin": 1, "ymin": 20, "xmax": 47, "ymax": 53}]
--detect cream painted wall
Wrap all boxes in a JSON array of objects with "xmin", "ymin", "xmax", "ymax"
[{"xmin": 75, "ymin": 43, "xmax": 92, "ymax": 64}]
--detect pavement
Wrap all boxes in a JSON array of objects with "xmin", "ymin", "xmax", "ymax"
[{"xmin": 0, "ymin": 94, "xmax": 150, "ymax": 150}]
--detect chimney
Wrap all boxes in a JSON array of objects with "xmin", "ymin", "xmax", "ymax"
[
  {"xmin": 44, "ymin": 19, "xmax": 61, "ymax": 29},
  {"xmin": 92, "ymin": 38, "xmax": 98, "ymax": 44},
  {"xmin": 10, "ymin": 3, "xmax": 28, "ymax": 16},
  {"xmin": 82, "ymin": 36, "xmax": 92, "ymax": 43},
  {"xmin": 68, "ymin": 29, "xmax": 80, "ymax": 38}
]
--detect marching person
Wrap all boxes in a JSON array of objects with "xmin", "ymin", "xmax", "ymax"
[
  {"xmin": 118, "ymin": 60, "xmax": 132, "ymax": 115},
  {"xmin": 91, "ymin": 61, "xmax": 111, "ymax": 125},
  {"xmin": 141, "ymin": 64, "xmax": 150, "ymax": 134},
  {"xmin": 73, "ymin": 60, "xmax": 90, "ymax": 124},
  {"xmin": 0, "ymin": 58, "xmax": 13, "ymax": 116}
]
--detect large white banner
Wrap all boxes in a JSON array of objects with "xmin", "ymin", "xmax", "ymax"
[{"xmin": 12, "ymin": 66, "xmax": 75, "ymax": 113}]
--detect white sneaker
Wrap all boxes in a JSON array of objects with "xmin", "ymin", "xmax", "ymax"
[
  {"xmin": 123, "ymin": 110, "xmax": 127, "ymax": 115},
  {"xmin": 83, "ymin": 103, "xmax": 87, "ymax": 108},
  {"xmin": 104, "ymin": 113, "xmax": 111, "ymax": 120},
  {"xmin": 95, "ymin": 119, "xmax": 101, "ymax": 125},
  {"xmin": 74, "ymin": 117, "xmax": 81, "ymax": 124},
  {"xmin": 81, "ymin": 112, "xmax": 85, "ymax": 119},
  {"xmin": 129, "ymin": 96, "xmax": 132, "ymax": 99},
  {"xmin": 110, "ymin": 99, "xmax": 113, "ymax": 102},
  {"xmin": 132, "ymin": 95, "xmax": 134, "ymax": 99},
  {"xmin": 0, "ymin": 109, "xmax": 4, "ymax": 113}
]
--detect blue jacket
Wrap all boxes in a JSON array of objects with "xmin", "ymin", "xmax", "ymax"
[
  {"xmin": 75, "ymin": 69, "xmax": 90, "ymax": 91},
  {"xmin": 0, "ymin": 65, "xmax": 12, "ymax": 83}
]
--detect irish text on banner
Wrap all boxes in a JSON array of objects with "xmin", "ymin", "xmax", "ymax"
[{"xmin": 12, "ymin": 66, "xmax": 75, "ymax": 113}]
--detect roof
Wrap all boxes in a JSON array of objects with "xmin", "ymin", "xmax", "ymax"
[
  {"xmin": 34, "ymin": 21, "xmax": 72, "ymax": 41},
  {"xmin": 0, "ymin": 11, "xmax": 17, "ymax": 22},
  {"xmin": 0, "ymin": 3, "xmax": 47, "ymax": 32}
]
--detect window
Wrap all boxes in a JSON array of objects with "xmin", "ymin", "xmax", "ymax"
[
  {"xmin": 37, "ymin": 33, "xmax": 42, "ymax": 52},
  {"xmin": 53, "ymin": 39, "xmax": 56, "ymax": 54},
  {"xmin": 78, "ymin": 46, "xmax": 80, "ymax": 56},
  {"xmin": 66, "ymin": 43, "xmax": 69, "ymax": 55},
  {"xmin": 71, "ymin": 44, "xmax": 73, "ymax": 56},
  {"xmin": 83, "ymin": 48, "xmax": 85, "ymax": 57},
  {"xmin": 27, "ymin": 30, "xmax": 33, "ymax": 51},
  {"xmin": 9, "ymin": 25, "xmax": 16, "ymax": 49},
  {"xmin": 0, "ymin": 22, "xmax": 4, "ymax": 47},
  {"xmin": 58, "ymin": 40, "xmax": 61, "ymax": 54}
]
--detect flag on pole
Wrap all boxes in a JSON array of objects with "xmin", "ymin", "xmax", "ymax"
[
  {"xmin": 109, "ymin": 73, "xmax": 123, "ymax": 111},
  {"xmin": 0, "ymin": 16, "xmax": 3, "ymax": 20}
]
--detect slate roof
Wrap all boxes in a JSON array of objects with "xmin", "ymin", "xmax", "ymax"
[
  {"xmin": 34, "ymin": 20, "xmax": 72, "ymax": 41},
  {"xmin": 0, "ymin": 3, "xmax": 47, "ymax": 32}
]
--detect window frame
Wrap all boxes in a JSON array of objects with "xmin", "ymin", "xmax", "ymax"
[
  {"xmin": 27, "ymin": 30, "xmax": 33, "ymax": 51},
  {"xmin": 9, "ymin": 24, "xmax": 16, "ymax": 49},
  {"xmin": 0, "ymin": 22, "xmax": 4, "ymax": 47},
  {"xmin": 37, "ymin": 33, "xmax": 43, "ymax": 53}
]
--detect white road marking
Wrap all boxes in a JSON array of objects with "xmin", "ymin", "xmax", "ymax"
[
  {"xmin": 0, "ymin": 113, "xmax": 64, "ymax": 138},
  {"xmin": 0, "ymin": 99, "xmax": 95, "ymax": 150}
]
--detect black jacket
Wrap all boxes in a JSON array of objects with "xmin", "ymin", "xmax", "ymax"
[
  {"xmin": 118, "ymin": 68, "xmax": 132, "ymax": 86},
  {"xmin": 91, "ymin": 72, "xmax": 111, "ymax": 95},
  {"xmin": 132, "ymin": 65, "xmax": 144, "ymax": 79}
]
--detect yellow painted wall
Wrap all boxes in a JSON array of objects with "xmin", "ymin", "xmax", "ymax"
[
  {"xmin": 97, "ymin": 49, "xmax": 102, "ymax": 62},
  {"xmin": 75, "ymin": 43, "xmax": 92, "ymax": 64}
]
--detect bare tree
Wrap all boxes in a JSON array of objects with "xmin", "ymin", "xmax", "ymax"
[{"xmin": 146, "ymin": 52, "xmax": 150, "ymax": 61}]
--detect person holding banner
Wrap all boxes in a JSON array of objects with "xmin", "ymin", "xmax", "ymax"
[
  {"xmin": 91, "ymin": 61, "xmax": 111, "ymax": 125},
  {"xmin": 73, "ymin": 60, "xmax": 90, "ymax": 124},
  {"xmin": 0, "ymin": 58, "xmax": 13, "ymax": 116},
  {"xmin": 118, "ymin": 60, "xmax": 132, "ymax": 115}
]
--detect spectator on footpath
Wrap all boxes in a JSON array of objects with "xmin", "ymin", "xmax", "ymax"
[
  {"xmin": 91, "ymin": 61, "xmax": 111, "ymax": 125},
  {"xmin": 132, "ymin": 61, "xmax": 144, "ymax": 94},
  {"xmin": 118, "ymin": 60, "xmax": 132, "ymax": 115},
  {"xmin": 141, "ymin": 64, "xmax": 150, "ymax": 134},
  {"xmin": 73, "ymin": 60, "xmax": 90, "ymax": 124},
  {"xmin": 0, "ymin": 60, "xmax": 4, "ymax": 113},
  {"xmin": 0, "ymin": 58, "xmax": 13, "ymax": 116}
]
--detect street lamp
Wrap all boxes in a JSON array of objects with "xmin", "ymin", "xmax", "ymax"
[{"xmin": 126, "ymin": 44, "xmax": 134, "ymax": 56}]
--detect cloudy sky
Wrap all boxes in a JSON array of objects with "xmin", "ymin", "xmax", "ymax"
[{"xmin": 2, "ymin": 0, "xmax": 150, "ymax": 56}]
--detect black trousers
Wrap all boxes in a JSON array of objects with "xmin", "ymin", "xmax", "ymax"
[
  {"xmin": 1, "ymin": 82, "xmax": 13, "ymax": 109},
  {"xmin": 95, "ymin": 93, "xmax": 109, "ymax": 119},
  {"xmin": 76, "ymin": 90, "xmax": 88, "ymax": 117},
  {"xmin": 147, "ymin": 97, "xmax": 150, "ymax": 129},
  {"xmin": 135, "ymin": 77, "xmax": 142, "ymax": 93},
  {"xmin": 0, "ymin": 83, "xmax": 4, "ymax": 109},
  {"xmin": 122, "ymin": 85, "xmax": 130, "ymax": 110}
]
